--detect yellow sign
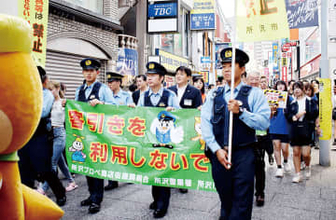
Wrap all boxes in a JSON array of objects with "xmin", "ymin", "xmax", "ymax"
[
  {"xmin": 18, "ymin": 0, "xmax": 49, "ymax": 67},
  {"xmin": 319, "ymin": 78, "xmax": 332, "ymax": 140},
  {"xmin": 236, "ymin": 0, "xmax": 289, "ymax": 42},
  {"xmin": 157, "ymin": 50, "xmax": 188, "ymax": 73}
]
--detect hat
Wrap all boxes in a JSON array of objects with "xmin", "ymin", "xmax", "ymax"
[
  {"xmin": 106, "ymin": 72, "xmax": 123, "ymax": 82},
  {"xmin": 157, "ymin": 111, "xmax": 176, "ymax": 122},
  {"xmin": 146, "ymin": 62, "xmax": 167, "ymax": 76},
  {"xmin": 80, "ymin": 58, "xmax": 101, "ymax": 70},
  {"xmin": 220, "ymin": 48, "xmax": 249, "ymax": 66}
]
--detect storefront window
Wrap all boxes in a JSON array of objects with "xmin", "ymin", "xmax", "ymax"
[
  {"xmin": 305, "ymin": 28, "xmax": 320, "ymax": 62},
  {"xmin": 63, "ymin": 0, "xmax": 103, "ymax": 14}
]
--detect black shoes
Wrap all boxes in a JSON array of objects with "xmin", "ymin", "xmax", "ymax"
[
  {"xmin": 88, "ymin": 203, "xmax": 101, "ymax": 214},
  {"xmin": 256, "ymin": 195, "xmax": 265, "ymax": 207},
  {"xmin": 268, "ymin": 155, "xmax": 274, "ymax": 166},
  {"xmin": 80, "ymin": 198, "xmax": 92, "ymax": 206},
  {"xmin": 56, "ymin": 196, "xmax": 66, "ymax": 206},
  {"xmin": 179, "ymin": 188, "xmax": 188, "ymax": 193},
  {"xmin": 104, "ymin": 181, "xmax": 119, "ymax": 191},
  {"xmin": 149, "ymin": 202, "xmax": 157, "ymax": 210},
  {"xmin": 153, "ymin": 209, "xmax": 167, "ymax": 218}
]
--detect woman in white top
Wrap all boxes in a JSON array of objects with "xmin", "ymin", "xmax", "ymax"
[
  {"xmin": 286, "ymin": 81, "xmax": 318, "ymax": 183},
  {"xmin": 39, "ymin": 81, "xmax": 78, "ymax": 194}
]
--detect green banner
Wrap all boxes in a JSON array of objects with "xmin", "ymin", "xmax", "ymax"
[{"xmin": 65, "ymin": 101, "xmax": 215, "ymax": 192}]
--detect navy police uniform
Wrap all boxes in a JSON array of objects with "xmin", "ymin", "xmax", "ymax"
[
  {"xmin": 138, "ymin": 62, "xmax": 180, "ymax": 218},
  {"xmin": 201, "ymin": 48, "xmax": 270, "ymax": 220},
  {"xmin": 76, "ymin": 58, "xmax": 114, "ymax": 213}
]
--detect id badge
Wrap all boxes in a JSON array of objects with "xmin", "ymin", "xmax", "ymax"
[{"xmin": 184, "ymin": 99, "xmax": 192, "ymax": 106}]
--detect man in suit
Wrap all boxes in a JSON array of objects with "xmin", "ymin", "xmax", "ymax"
[
  {"xmin": 132, "ymin": 74, "xmax": 148, "ymax": 105},
  {"xmin": 168, "ymin": 66, "xmax": 203, "ymax": 109},
  {"xmin": 168, "ymin": 66, "xmax": 203, "ymax": 193}
]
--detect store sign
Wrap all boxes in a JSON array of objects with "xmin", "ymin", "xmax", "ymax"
[
  {"xmin": 190, "ymin": 0, "xmax": 215, "ymax": 30},
  {"xmin": 199, "ymin": 71, "xmax": 209, "ymax": 85},
  {"xmin": 300, "ymin": 54, "xmax": 321, "ymax": 78},
  {"xmin": 215, "ymin": 42, "xmax": 231, "ymax": 69},
  {"xmin": 148, "ymin": 2, "xmax": 177, "ymax": 18},
  {"xmin": 155, "ymin": 49, "xmax": 189, "ymax": 72},
  {"xmin": 282, "ymin": 43, "xmax": 290, "ymax": 52},
  {"xmin": 285, "ymin": 0, "xmax": 319, "ymax": 29},
  {"xmin": 282, "ymin": 66, "xmax": 287, "ymax": 82},
  {"xmin": 116, "ymin": 48, "xmax": 138, "ymax": 76},
  {"xmin": 147, "ymin": 0, "xmax": 178, "ymax": 33}
]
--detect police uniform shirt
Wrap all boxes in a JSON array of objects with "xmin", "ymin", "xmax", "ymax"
[
  {"xmin": 137, "ymin": 87, "xmax": 180, "ymax": 109},
  {"xmin": 112, "ymin": 89, "xmax": 134, "ymax": 106},
  {"xmin": 42, "ymin": 88, "xmax": 55, "ymax": 118},
  {"xmin": 75, "ymin": 80, "xmax": 114, "ymax": 104},
  {"xmin": 201, "ymin": 82, "xmax": 270, "ymax": 153}
]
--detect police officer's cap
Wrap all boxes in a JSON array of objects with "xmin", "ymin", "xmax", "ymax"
[
  {"xmin": 106, "ymin": 72, "xmax": 123, "ymax": 82},
  {"xmin": 220, "ymin": 48, "xmax": 249, "ymax": 66},
  {"xmin": 158, "ymin": 111, "xmax": 176, "ymax": 122},
  {"xmin": 80, "ymin": 58, "xmax": 101, "ymax": 70},
  {"xmin": 146, "ymin": 62, "xmax": 167, "ymax": 76}
]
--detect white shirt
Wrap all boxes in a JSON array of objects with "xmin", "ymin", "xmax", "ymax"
[
  {"xmin": 50, "ymin": 99, "xmax": 65, "ymax": 127},
  {"xmin": 177, "ymin": 84, "xmax": 187, "ymax": 104},
  {"xmin": 297, "ymin": 96, "xmax": 306, "ymax": 121}
]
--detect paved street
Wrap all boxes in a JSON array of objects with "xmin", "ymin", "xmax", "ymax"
[{"xmin": 48, "ymin": 147, "xmax": 336, "ymax": 220}]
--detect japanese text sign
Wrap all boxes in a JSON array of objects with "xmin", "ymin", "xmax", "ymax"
[
  {"xmin": 285, "ymin": 0, "xmax": 318, "ymax": 29},
  {"xmin": 18, "ymin": 0, "xmax": 49, "ymax": 66},
  {"xmin": 65, "ymin": 101, "xmax": 215, "ymax": 191},
  {"xmin": 263, "ymin": 89, "xmax": 288, "ymax": 108},
  {"xmin": 236, "ymin": 0, "xmax": 289, "ymax": 42},
  {"xmin": 190, "ymin": 0, "xmax": 215, "ymax": 30}
]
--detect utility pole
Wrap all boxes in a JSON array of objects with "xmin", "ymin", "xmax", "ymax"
[{"xmin": 319, "ymin": 0, "xmax": 331, "ymax": 166}]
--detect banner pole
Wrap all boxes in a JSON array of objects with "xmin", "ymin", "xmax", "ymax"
[{"xmin": 227, "ymin": 0, "xmax": 237, "ymax": 169}]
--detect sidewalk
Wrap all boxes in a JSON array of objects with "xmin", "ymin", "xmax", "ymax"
[{"xmin": 56, "ymin": 147, "xmax": 336, "ymax": 220}]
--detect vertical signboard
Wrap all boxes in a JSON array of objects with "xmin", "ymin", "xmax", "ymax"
[
  {"xmin": 190, "ymin": 0, "xmax": 216, "ymax": 30},
  {"xmin": 116, "ymin": 48, "xmax": 138, "ymax": 76},
  {"xmin": 18, "ymin": 0, "xmax": 49, "ymax": 67},
  {"xmin": 272, "ymin": 42, "xmax": 279, "ymax": 72},
  {"xmin": 319, "ymin": 78, "xmax": 332, "ymax": 140},
  {"xmin": 147, "ymin": 0, "xmax": 179, "ymax": 33}
]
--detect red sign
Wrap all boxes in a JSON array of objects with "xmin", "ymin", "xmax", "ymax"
[
  {"xmin": 289, "ymin": 41, "xmax": 297, "ymax": 46},
  {"xmin": 282, "ymin": 43, "xmax": 290, "ymax": 52},
  {"xmin": 282, "ymin": 66, "xmax": 287, "ymax": 82}
]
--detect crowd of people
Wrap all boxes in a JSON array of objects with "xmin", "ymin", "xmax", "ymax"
[{"xmin": 17, "ymin": 47, "xmax": 325, "ymax": 219}]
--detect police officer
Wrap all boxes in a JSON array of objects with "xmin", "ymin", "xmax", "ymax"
[
  {"xmin": 201, "ymin": 48, "xmax": 270, "ymax": 220},
  {"xmin": 138, "ymin": 62, "xmax": 179, "ymax": 218},
  {"xmin": 105, "ymin": 71, "xmax": 133, "ymax": 190},
  {"xmin": 168, "ymin": 66, "xmax": 202, "ymax": 193},
  {"xmin": 18, "ymin": 66, "xmax": 66, "ymax": 206},
  {"xmin": 76, "ymin": 58, "xmax": 114, "ymax": 214}
]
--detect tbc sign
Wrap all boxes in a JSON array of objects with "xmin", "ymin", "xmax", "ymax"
[{"xmin": 148, "ymin": 2, "xmax": 177, "ymax": 18}]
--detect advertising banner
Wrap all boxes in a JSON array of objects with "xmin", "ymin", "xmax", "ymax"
[
  {"xmin": 263, "ymin": 89, "xmax": 288, "ymax": 108},
  {"xmin": 236, "ymin": 0, "xmax": 289, "ymax": 42},
  {"xmin": 319, "ymin": 78, "xmax": 332, "ymax": 140},
  {"xmin": 155, "ymin": 49, "xmax": 189, "ymax": 73},
  {"xmin": 18, "ymin": 0, "xmax": 49, "ymax": 66},
  {"xmin": 285, "ymin": 0, "xmax": 319, "ymax": 29},
  {"xmin": 65, "ymin": 101, "xmax": 215, "ymax": 191},
  {"xmin": 116, "ymin": 48, "xmax": 138, "ymax": 76},
  {"xmin": 190, "ymin": 0, "xmax": 215, "ymax": 30}
]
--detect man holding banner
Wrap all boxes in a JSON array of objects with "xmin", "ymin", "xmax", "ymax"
[
  {"xmin": 138, "ymin": 61, "xmax": 180, "ymax": 218},
  {"xmin": 201, "ymin": 48, "xmax": 270, "ymax": 220},
  {"xmin": 75, "ymin": 58, "xmax": 114, "ymax": 214}
]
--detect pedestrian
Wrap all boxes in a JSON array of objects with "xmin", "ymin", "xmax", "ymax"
[
  {"xmin": 246, "ymin": 71, "xmax": 272, "ymax": 207},
  {"xmin": 259, "ymin": 75, "xmax": 275, "ymax": 165},
  {"xmin": 270, "ymin": 80, "xmax": 292, "ymax": 177},
  {"xmin": 18, "ymin": 66, "xmax": 66, "ymax": 206},
  {"xmin": 168, "ymin": 65, "xmax": 203, "ymax": 193},
  {"xmin": 132, "ymin": 74, "xmax": 148, "ymax": 105},
  {"xmin": 75, "ymin": 58, "xmax": 114, "ymax": 214},
  {"xmin": 193, "ymin": 76, "xmax": 206, "ymax": 103},
  {"xmin": 286, "ymin": 81, "xmax": 318, "ymax": 183},
  {"xmin": 201, "ymin": 48, "xmax": 270, "ymax": 220},
  {"xmin": 137, "ymin": 61, "xmax": 180, "ymax": 218},
  {"xmin": 105, "ymin": 71, "xmax": 134, "ymax": 190},
  {"xmin": 39, "ymin": 80, "xmax": 78, "ymax": 195}
]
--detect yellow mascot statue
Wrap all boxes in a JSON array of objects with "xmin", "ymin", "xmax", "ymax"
[{"xmin": 0, "ymin": 14, "xmax": 64, "ymax": 219}]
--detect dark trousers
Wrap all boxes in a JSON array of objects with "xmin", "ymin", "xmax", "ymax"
[
  {"xmin": 264, "ymin": 132, "xmax": 273, "ymax": 156},
  {"xmin": 211, "ymin": 146, "xmax": 255, "ymax": 220},
  {"xmin": 18, "ymin": 134, "xmax": 65, "ymax": 199},
  {"xmin": 152, "ymin": 186, "xmax": 171, "ymax": 211},
  {"xmin": 254, "ymin": 136, "xmax": 267, "ymax": 197},
  {"xmin": 87, "ymin": 176, "xmax": 104, "ymax": 204}
]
